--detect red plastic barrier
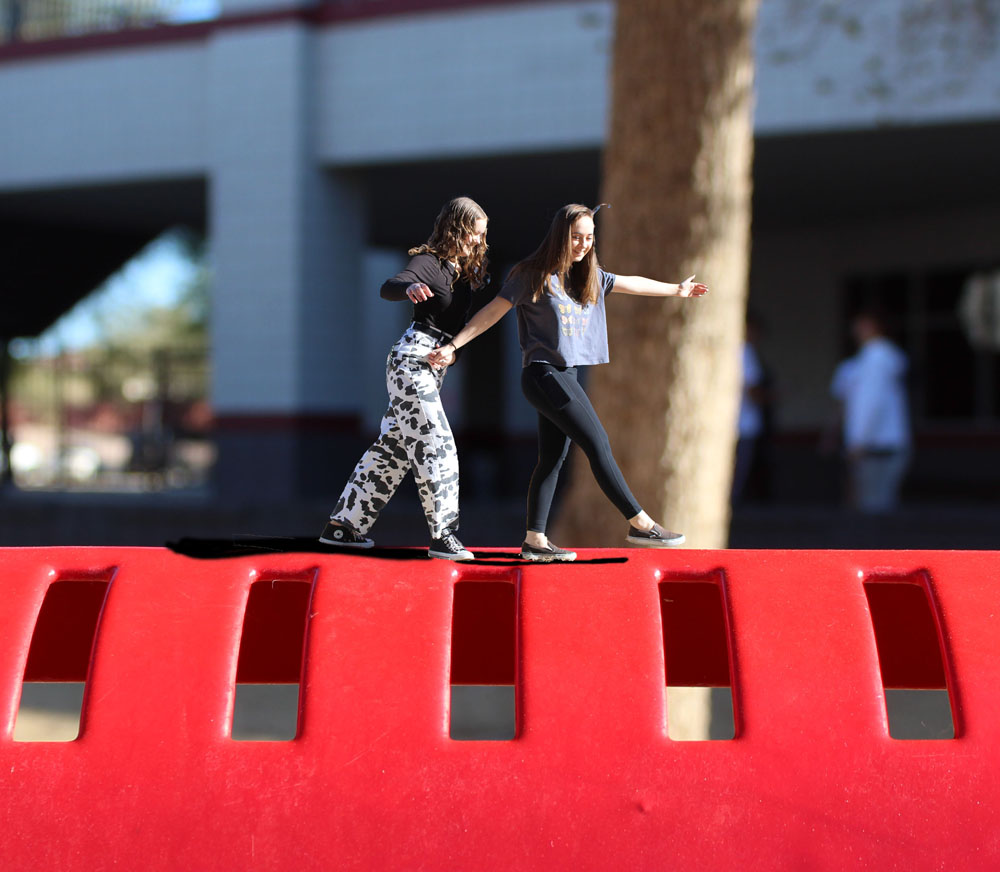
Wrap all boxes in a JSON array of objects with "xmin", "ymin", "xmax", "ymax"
[{"xmin": 2, "ymin": 547, "xmax": 999, "ymax": 870}]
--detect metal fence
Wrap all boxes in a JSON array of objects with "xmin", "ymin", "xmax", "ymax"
[
  {"xmin": 0, "ymin": 2, "xmax": 480, "ymax": 45},
  {"xmin": 4, "ymin": 347, "xmax": 213, "ymax": 492},
  {"xmin": 0, "ymin": 0, "xmax": 217, "ymax": 43}
]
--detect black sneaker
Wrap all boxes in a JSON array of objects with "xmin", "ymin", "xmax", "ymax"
[
  {"xmin": 428, "ymin": 530, "xmax": 474, "ymax": 561},
  {"xmin": 319, "ymin": 522, "xmax": 374, "ymax": 549},
  {"xmin": 626, "ymin": 524, "xmax": 685, "ymax": 548},
  {"xmin": 520, "ymin": 541, "xmax": 577, "ymax": 562}
]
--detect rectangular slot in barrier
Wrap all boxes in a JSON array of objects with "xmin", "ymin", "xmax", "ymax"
[
  {"xmin": 659, "ymin": 577, "xmax": 736, "ymax": 741},
  {"xmin": 450, "ymin": 578, "xmax": 517, "ymax": 741},
  {"xmin": 14, "ymin": 576, "xmax": 113, "ymax": 742},
  {"xmin": 232, "ymin": 575, "xmax": 315, "ymax": 741},
  {"xmin": 863, "ymin": 574, "xmax": 955, "ymax": 739}
]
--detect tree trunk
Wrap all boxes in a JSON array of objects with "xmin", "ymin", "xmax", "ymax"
[{"xmin": 553, "ymin": 0, "xmax": 759, "ymax": 550}]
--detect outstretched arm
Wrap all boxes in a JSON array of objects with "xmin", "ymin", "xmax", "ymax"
[
  {"xmin": 427, "ymin": 296, "xmax": 514, "ymax": 366},
  {"xmin": 380, "ymin": 254, "xmax": 440, "ymax": 302},
  {"xmin": 612, "ymin": 274, "xmax": 708, "ymax": 298}
]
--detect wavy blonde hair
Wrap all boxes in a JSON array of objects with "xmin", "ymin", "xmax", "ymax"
[
  {"xmin": 409, "ymin": 196, "xmax": 489, "ymax": 290},
  {"xmin": 509, "ymin": 203, "xmax": 602, "ymax": 306}
]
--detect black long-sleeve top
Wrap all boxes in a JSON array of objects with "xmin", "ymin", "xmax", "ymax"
[{"xmin": 380, "ymin": 253, "xmax": 474, "ymax": 338}]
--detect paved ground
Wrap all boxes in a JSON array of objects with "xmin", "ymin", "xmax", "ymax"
[
  {"xmin": 729, "ymin": 501, "xmax": 1000, "ymax": 550},
  {"xmin": 2, "ymin": 483, "xmax": 998, "ymax": 550},
  {"xmin": 0, "ymin": 483, "xmax": 522, "ymax": 548}
]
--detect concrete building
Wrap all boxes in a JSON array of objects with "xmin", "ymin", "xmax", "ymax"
[{"xmin": 2, "ymin": 0, "xmax": 999, "ymax": 504}]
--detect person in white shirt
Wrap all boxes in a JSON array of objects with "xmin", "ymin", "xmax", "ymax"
[
  {"xmin": 830, "ymin": 310, "xmax": 911, "ymax": 513},
  {"xmin": 732, "ymin": 317, "xmax": 766, "ymax": 504}
]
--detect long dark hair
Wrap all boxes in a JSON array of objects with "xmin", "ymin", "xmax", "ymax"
[
  {"xmin": 409, "ymin": 196, "xmax": 489, "ymax": 290},
  {"xmin": 509, "ymin": 203, "xmax": 602, "ymax": 306}
]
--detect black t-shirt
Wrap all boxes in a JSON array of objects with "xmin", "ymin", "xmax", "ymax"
[{"xmin": 380, "ymin": 253, "xmax": 474, "ymax": 337}]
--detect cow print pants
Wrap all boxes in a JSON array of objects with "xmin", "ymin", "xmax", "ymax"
[{"xmin": 329, "ymin": 326, "xmax": 460, "ymax": 540}]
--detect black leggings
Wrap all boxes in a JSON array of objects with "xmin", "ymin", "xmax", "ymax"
[{"xmin": 521, "ymin": 363, "xmax": 642, "ymax": 533}]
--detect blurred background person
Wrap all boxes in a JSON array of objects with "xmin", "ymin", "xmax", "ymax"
[
  {"xmin": 732, "ymin": 312, "xmax": 774, "ymax": 505},
  {"xmin": 832, "ymin": 308, "xmax": 911, "ymax": 514}
]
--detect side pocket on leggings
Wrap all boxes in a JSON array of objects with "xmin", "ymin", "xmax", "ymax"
[{"xmin": 538, "ymin": 371, "xmax": 573, "ymax": 411}]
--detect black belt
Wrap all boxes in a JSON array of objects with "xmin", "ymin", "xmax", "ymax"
[{"xmin": 410, "ymin": 322, "xmax": 454, "ymax": 343}]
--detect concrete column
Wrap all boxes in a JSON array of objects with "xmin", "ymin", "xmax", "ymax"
[
  {"xmin": 359, "ymin": 249, "xmax": 409, "ymax": 432},
  {"xmin": 207, "ymin": 17, "xmax": 367, "ymax": 502}
]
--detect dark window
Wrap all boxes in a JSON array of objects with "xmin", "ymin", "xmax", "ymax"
[{"xmin": 843, "ymin": 267, "xmax": 1000, "ymax": 424}]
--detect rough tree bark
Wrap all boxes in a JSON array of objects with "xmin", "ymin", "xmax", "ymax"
[{"xmin": 554, "ymin": 0, "xmax": 760, "ymax": 552}]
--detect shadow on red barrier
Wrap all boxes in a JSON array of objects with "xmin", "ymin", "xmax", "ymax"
[{"xmin": 166, "ymin": 535, "xmax": 629, "ymax": 565}]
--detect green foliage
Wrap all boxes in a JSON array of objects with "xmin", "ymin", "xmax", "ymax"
[{"xmin": 11, "ymin": 227, "xmax": 211, "ymax": 417}]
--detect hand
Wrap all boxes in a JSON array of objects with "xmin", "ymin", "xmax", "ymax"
[
  {"xmin": 678, "ymin": 274, "xmax": 709, "ymax": 297},
  {"xmin": 427, "ymin": 343, "xmax": 456, "ymax": 368},
  {"xmin": 406, "ymin": 282, "xmax": 434, "ymax": 303}
]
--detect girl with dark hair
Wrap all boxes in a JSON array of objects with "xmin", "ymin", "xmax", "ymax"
[
  {"xmin": 428, "ymin": 203, "xmax": 707, "ymax": 561},
  {"xmin": 320, "ymin": 197, "xmax": 489, "ymax": 560}
]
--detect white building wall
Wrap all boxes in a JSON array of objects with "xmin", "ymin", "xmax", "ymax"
[
  {"xmin": 295, "ymin": 169, "xmax": 367, "ymax": 412},
  {"xmin": 208, "ymin": 21, "xmax": 365, "ymax": 415},
  {"xmin": 360, "ymin": 248, "xmax": 410, "ymax": 431},
  {"xmin": 3, "ymin": 1, "xmax": 999, "ymax": 189},
  {"xmin": 208, "ymin": 22, "xmax": 311, "ymax": 413},
  {"xmin": 315, "ymin": 1, "xmax": 614, "ymax": 164},
  {"xmin": 0, "ymin": 42, "xmax": 206, "ymax": 188},
  {"xmin": 0, "ymin": 1, "xmax": 617, "ymax": 186},
  {"xmin": 756, "ymin": 0, "xmax": 1000, "ymax": 133}
]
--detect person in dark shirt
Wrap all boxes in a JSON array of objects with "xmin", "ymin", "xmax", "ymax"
[
  {"xmin": 319, "ymin": 197, "xmax": 489, "ymax": 560},
  {"xmin": 429, "ymin": 203, "xmax": 707, "ymax": 561}
]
